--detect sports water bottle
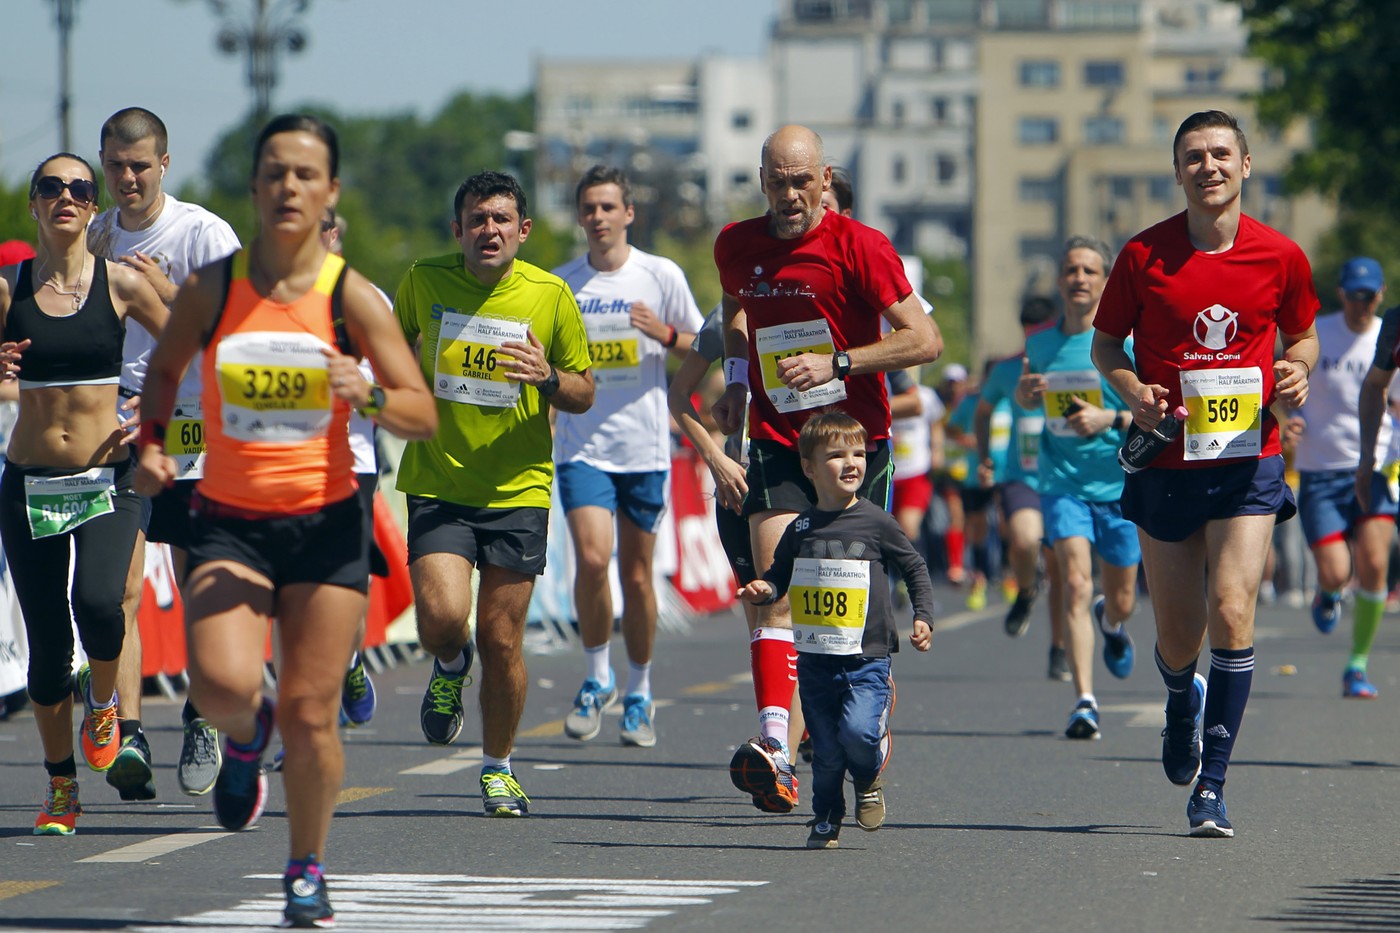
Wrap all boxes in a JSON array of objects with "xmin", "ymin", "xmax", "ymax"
[{"xmin": 1118, "ymin": 406, "xmax": 1189, "ymax": 474}]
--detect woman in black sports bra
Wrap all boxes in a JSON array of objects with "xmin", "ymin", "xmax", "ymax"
[{"xmin": 0, "ymin": 152, "xmax": 166, "ymax": 836}]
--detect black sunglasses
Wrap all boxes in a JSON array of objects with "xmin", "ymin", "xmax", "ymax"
[
  {"xmin": 33, "ymin": 175, "xmax": 98, "ymax": 205},
  {"xmin": 1345, "ymin": 289, "xmax": 1377, "ymax": 303}
]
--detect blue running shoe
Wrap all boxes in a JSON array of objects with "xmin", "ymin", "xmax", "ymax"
[
  {"xmin": 563, "ymin": 676, "xmax": 617, "ymax": 742},
  {"xmin": 1095, "ymin": 596, "xmax": 1134, "ymax": 679},
  {"xmin": 619, "ymin": 693, "xmax": 656, "ymax": 747},
  {"xmin": 1187, "ymin": 781, "xmax": 1233, "ymax": 837},
  {"xmin": 1312, "ymin": 590, "xmax": 1342, "ymax": 634},
  {"xmin": 281, "ymin": 857, "xmax": 334, "ymax": 928},
  {"xmin": 1161, "ymin": 672, "xmax": 1207, "ymax": 785},
  {"xmin": 1064, "ymin": 700, "xmax": 1100, "ymax": 740},
  {"xmin": 1342, "ymin": 666, "xmax": 1378, "ymax": 699},
  {"xmin": 214, "ymin": 698, "xmax": 272, "ymax": 832},
  {"xmin": 340, "ymin": 651, "xmax": 377, "ymax": 727}
]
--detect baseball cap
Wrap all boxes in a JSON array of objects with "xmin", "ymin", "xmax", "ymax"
[
  {"xmin": 1339, "ymin": 257, "xmax": 1383, "ymax": 293},
  {"xmin": 942, "ymin": 363, "xmax": 968, "ymax": 382},
  {"xmin": 0, "ymin": 240, "xmax": 36, "ymax": 266}
]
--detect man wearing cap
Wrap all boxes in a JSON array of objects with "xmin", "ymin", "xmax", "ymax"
[{"xmin": 1293, "ymin": 257, "xmax": 1395, "ymax": 698}]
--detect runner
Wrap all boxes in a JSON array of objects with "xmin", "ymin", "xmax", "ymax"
[
  {"xmin": 948, "ymin": 369, "xmax": 1002, "ymax": 610},
  {"xmin": 397, "ymin": 170, "xmax": 592, "ymax": 817},
  {"xmin": 134, "ymin": 114, "xmax": 436, "ymax": 924},
  {"xmin": 552, "ymin": 165, "xmax": 702, "ymax": 748},
  {"xmin": 1093, "ymin": 110, "xmax": 1319, "ymax": 837}
]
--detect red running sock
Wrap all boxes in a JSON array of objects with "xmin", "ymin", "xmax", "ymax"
[{"xmin": 750, "ymin": 628, "xmax": 797, "ymax": 713}]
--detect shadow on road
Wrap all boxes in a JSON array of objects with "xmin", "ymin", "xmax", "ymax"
[{"xmin": 1257, "ymin": 874, "xmax": 1400, "ymax": 931}]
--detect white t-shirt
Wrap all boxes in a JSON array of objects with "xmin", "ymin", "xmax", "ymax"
[
  {"xmin": 88, "ymin": 194, "xmax": 241, "ymax": 397},
  {"xmin": 1294, "ymin": 312, "xmax": 1396, "ymax": 472},
  {"xmin": 891, "ymin": 384, "xmax": 943, "ymax": 479},
  {"xmin": 552, "ymin": 247, "xmax": 703, "ymax": 473},
  {"xmin": 348, "ymin": 285, "xmax": 393, "ymax": 475}
]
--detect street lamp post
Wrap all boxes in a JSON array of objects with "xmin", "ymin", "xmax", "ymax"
[
  {"xmin": 206, "ymin": 0, "xmax": 311, "ymax": 122},
  {"xmin": 51, "ymin": 0, "xmax": 79, "ymax": 151}
]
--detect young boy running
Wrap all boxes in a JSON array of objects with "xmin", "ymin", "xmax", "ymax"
[{"xmin": 737, "ymin": 412, "xmax": 934, "ymax": 849}]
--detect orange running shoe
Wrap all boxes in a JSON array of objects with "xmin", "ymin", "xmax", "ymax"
[
  {"xmin": 729, "ymin": 736, "xmax": 799, "ymax": 813},
  {"xmin": 77, "ymin": 664, "xmax": 120, "ymax": 772},
  {"xmin": 33, "ymin": 776, "xmax": 81, "ymax": 836}
]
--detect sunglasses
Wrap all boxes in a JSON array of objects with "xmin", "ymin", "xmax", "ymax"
[
  {"xmin": 33, "ymin": 176, "xmax": 97, "ymax": 205},
  {"xmin": 1345, "ymin": 289, "xmax": 1377, "ymax": 303}
]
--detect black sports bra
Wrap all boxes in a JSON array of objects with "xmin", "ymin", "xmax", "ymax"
[{"xmin": 4, "ymin": 258, "xmax": 123, "ymax": 388}]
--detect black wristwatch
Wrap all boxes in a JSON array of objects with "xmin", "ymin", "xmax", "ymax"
[
  {"xmin": 357, "ymin": 384, "xmax": 386, "ymax": 417},
  {"xmin": 832, "ymin": 350, "xmax": 852, "ymax": 381},
  {"xmin": 538, "ymin": 365, "xmax": 561, "ymax": 398}
]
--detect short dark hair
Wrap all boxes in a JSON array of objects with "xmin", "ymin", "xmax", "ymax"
[
  {"xmin": 1172, "ymin": 110, "xmax": 1249, "ymax": 167},
  {"xmin": 1019, "ymin": 295, "xmax": 1057, "ymax": 328},
  {"xmin": 100, "ymin": 108, "xmax": 169, "ymax": 157},
  {"xmin": 828, "ymin": 165, "xmax": 854, "ymax": 213},
  {"xmin": 454, "ymin": 171, "xmax": 528, "ymax": 220},
  {"xmin": 798, "ymin": 411, "xmax": 868, "ymax": 463},
  {"xmin": 30, "ymin": 152, "xmax": 97, "ymax": 202},
  {"xmin": 574, "ymin": 165, "xmax": 632, "ymax": 209},
  {"xmin": 252, "ymin": 114, "xmax": 339, "ymax": 180}
]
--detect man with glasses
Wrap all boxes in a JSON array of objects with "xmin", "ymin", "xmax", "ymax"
[{"xmin": 88, "ymin": 107, "xmax": 240, "ymax": 802}]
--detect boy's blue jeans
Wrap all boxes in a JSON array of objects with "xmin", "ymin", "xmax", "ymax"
[{"xmin": 797, "ymin": 653, "xmax": 893, "ymax": 822}]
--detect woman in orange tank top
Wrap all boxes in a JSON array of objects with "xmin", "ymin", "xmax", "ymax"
[{"xmin": 134, "ymin": 115, "xmax": 435, "ymax": 928}]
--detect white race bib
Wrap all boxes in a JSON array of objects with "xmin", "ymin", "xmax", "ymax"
[
  {"xmin": 434, "ymin": 312, "xmax": 528, "ymax": 408},
  {"xmin": 584, "ymin": 314, "xmax": 642, "ymax": 390},
  {"xmin": 167, "ymin": 395, "xmax": 206, "ymax": 480},
  {"xmin": 1043, "ymin": 369, "xmax": 1104, "ymax": 437},
  {"xmin": 1180, "ymin": 366, "xmax": 1263, "ymax": 461},
  {"xmin": 1016, "ymin": 414, "xmax": 1045, "ymax": 472},
  {"xmin": 790, "ymin": 557, "xmax": 870, "ymax": 655},
  {"xmin": 755, "ymin": 320, "xmax": 846, "ymax": 414},
  {"xmin": 215, "ymin": 332, "xmax": 332, "ymax": 443}
]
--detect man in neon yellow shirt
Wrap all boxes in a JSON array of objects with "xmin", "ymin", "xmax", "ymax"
[{"xmin": 395, "ymin": 171, "xmax": 593, "ymax": 817}]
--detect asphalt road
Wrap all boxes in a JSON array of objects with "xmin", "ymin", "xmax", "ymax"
[{"xmin": 3, "ymin": 583, "xmax": 1399, "ymax": 932}]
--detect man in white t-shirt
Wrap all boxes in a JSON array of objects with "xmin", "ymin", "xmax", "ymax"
[
  {"xmin": 88, "ymin": 107, "xmax": 240, "ymax": 801},
  {"xmin": 1292, "ymin": 257, "xmax": 1396, "ymax": 698},
  {"xmin": 551, "ymin": 166, "xmax": 703, "ymax": 748}
]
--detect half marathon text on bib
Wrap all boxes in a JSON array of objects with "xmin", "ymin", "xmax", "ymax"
[
  {"xmin": 434, "ymin": 312, "xmax": 527, "ymax": 408},
  {"xmin": 215, "ymin": 332, "xmax": 332, "ymax": 442},
  {"xmin": 584, "ymin": 314, "xmax": 642, "ymax": 390},
  {"xmin": 790, "ymin": 557, "xmax": 870, "ymax": 655},
  {"xmin": 755, "ymin": 320, "xmax": 846, "ymax": 414},
  {"xmin": 1180, "ymin": 366, "xmax": 1263, "ymax": 461},
  {"xmin": 1043, "ymin": 369, "xmax": 1103, "ymax": 437},
  {"xmin": 167, "ymin": 395, "xmax": 206, "ymax": 479},
  {"xmin": 25, "ymin": 468, "xmax": 115, "ymax": 539}
]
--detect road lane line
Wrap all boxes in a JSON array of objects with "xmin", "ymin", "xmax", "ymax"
[
  {"xmin": 336, "ymin": 786, "xmax": 392, "ymax": 804},
  {"xmin": 0, "ymin": 881, "xmax": 60, "ymax": 901},
  {"xmin": 400, "ymin": 746, "xmax": 483, "ymax": 776},
  {"xmin": 78, "ymin": 831, "xmax": 229, "ymax": 864}
]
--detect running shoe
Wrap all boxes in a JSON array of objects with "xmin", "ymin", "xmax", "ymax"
[
  {"xmin": 805, "ymin": 817, "xmax": 841, "ymax": 849},
  {"xmin": 107, "ymin": 729, "xmax": 157, "ymax": 801},
  {"xmin": 340, "ymin": 651, "xmax": 377, "ymax": 727},
  {"xmin": 854, "ymin": 775, "xmax": 886, "ymax": 831},
  {"xmin": 179, "ymin": 716, "xmax": 222, "ymax": 796},
  {"xmin": 563, "ymin": 676, "xmax": 617, "ymax": 741},
  {"xmin": 1047, "ymin": 646, "xmax": 1071, "ymax": 682},
  {"xmin": 729, "ymin": 736, "xmax": 799, "ymax": 813},
  {"xmin": 1161, "ymin": 673, "xmax": 1207, "ymax": 786},
  {"xmin": 1342, "ymin": 666, "xmax": 1379, "ymax": 699},
  {"xmin": 1312, "ymin": 590, "xmax": 1342, "ymax": 634},
  {"xmin": 1064, "ymin": 700, "xmax": 1100, "ymax": 740},
  {"xmin": 76, "ymin": 665, "xmax": 120, "ymax": 773},
  {"xmin": 480, "ymin": 769, "xmax": 530, "ymax": 817},
  {"xmin": 796, "ymin": 730, "xmax": 813, "ymax": 764},
  {"xmin": 281, "ymin": 858, "xmax": 334, "ymax": 929},
  {"xmin": 966, "ymin": 579, "xmax": 988, "ymax": 611},
  {"xmin": 33, "ymin": 775, "xmax": 81, "ymax": 836},
  {"xmin": 213, "ymin": 699, "xmax": 272, "ymax": 832},
  {"xmin": 618, "ymin": 693, "xmax": 656, "ymax": 747},
  {"xmin": 1187, "ymin": 780, "xmax": 1234, "ymax": 838},
  {"xmin": 1095, "ymin": 596, "xmax": 1134, "ymax": 679},
  {"xmin": 1004, "ymin": 584, "xmax": 1038, "ymax": 638},
  {"xmin": 420, "ymin": 647, "xmax": 474, "ymax": 746}
]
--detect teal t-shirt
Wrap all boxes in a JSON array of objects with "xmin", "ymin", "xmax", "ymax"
[
  {"xmin": 948, "ymin": 392, "xmax": 1008, "ymax": 490},
  {"xmin": 980, "ymin": 353, "xmax": 1045, "ymax": 490}
]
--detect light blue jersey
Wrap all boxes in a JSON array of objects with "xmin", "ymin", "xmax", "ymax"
[{"xmin": 980, "ymin": 354, "xmax": 1045, "ymax": 490}]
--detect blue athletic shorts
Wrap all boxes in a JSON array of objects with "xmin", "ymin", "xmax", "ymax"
[
  {"xmin": 1121, "ymin": 454, "xmax": 1296, "ymax": 543},
  {"xmin": 1298, "ymin": 468, "xmax": 1398, "ymax": 546},
  {"xmin": 1042, "ymin": 494, "xmax": 1140, "ymax": 568},
  {"xmin": 556, "ymin": 460, "xmax": 668, "ymax": 534}
]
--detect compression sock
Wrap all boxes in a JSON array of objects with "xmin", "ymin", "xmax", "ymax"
[
  {"xmin": 1155, "ymin": 645, "xmax": 1200, "ymax": 717},
  {"xmin": 585, "ymin": 644, "xmax": 613, "ymax": 686},
  {"xmin": 625, "ymin": 660, "xmax": 651, "ymax": 699},
  {"xmin": 1200, "ymin": 647, "xmax": 1254, "ymax": 787},
  {"xmin": 1350, "ymin": 589, "xmax": 1386, "ymax": 670},
  {"xmin": 945, "ymin": 528, "xmax": 966, "ymax": 579},
  {"xmin": 751, "ymin": 628, "xmax": 796, "ymax": 751}
]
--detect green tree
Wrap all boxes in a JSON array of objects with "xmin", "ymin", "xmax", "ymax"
[{"xmin": 0, "ymin": 178, "xmax": 36, "ymax": 250}]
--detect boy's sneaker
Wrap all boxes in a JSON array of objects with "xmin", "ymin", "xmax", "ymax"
[
  {"xmin": 1095, "ymin": 596, "xmax": 1134, "ymax": 679},
  {"xmin": 480, "ymin": 769, "xmax": 530, "ymax": 817},
  {"xmin": 420, "ymin": 648, "xmax": 473, "ymax": 746},
  {"xmin": 178, "ymin": 717, "xmax": 222, "ymax": 796},
  {"xmin": 33, "ymin": 776, "xmax": 81, "ymax": 836},
  {"xmin": 76, "ymin": 665, "xmax": 120, "ymax": 772},
  {"xmin": 1047, "ymin": 646, "xmax": 1071, "ymax": 682},
  {"xmin": 1161, "ymin": 673, "xmax": 1207, "ymax": 785},
  {"xmin": 618, "ymin": 694, "xmax": 656, "ymax": 747},
  {"xmin": 281, "ymin": 858, "xmax": 334, "ymax": 929},
  {"xmin": 1004, "ymin": 584, "xmax": 1038, "ymax": 638},
  {"xmin": 729, "ymin": 736, "xmax": 799, "ymax": 813},
  {"xmin": 1065, "ymin": 700, "xmax": 1100, "ymax": 740},
  {"xmin": 805, "ymin": 817, "xmax": 841, "ymax": 849},
  {"xmin": 1342, "ymin": 666, "xmax": 1378, "ymax": 699},
  {"xmin": 966, "ymin": 579, "xmax": 988, "ymax": 611},
  {"xmin": 854, "ymin": 775, "xmax": 886, "ymax": 831},
  {"xmin": 213, "ymin": 699, "xmax": 273, "ymax": 832},
  {"xmin": 1312, "ymin": 590, "xmax": 1342, "ymax": 634},
  {"xmin": 1187, "ymin": 781, "xmax": 1234, "ymax": 838},
  {"xmin": 340, "ymin": 652, "xmax": 377, "ymax": 727},
  {"xmin": 563, "ymin": 676, "xmax": 617, "ymax": 741},
  {"xmin": 106, "ymin": 730, "xmax": 157, "ymax": 801}
]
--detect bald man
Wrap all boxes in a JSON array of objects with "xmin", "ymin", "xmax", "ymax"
[{"xmin": 711, "ymin": 124, "xmax": 942, "ymax": 816}]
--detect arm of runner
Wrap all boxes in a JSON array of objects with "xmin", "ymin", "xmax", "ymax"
[
  {"xmin": 775, "ymin": 294, "xmax": 942, "ymax": 391},
  {"xmin": 629, "ymin": 300, "xmax": 697, "ymax": 357},
  {"xmin": 336, "ymin": 271, "xmax": 438, "ymax": 441},
  {"xmin": 1092, "ymin": 329, "xmax": 1169, "ymax": 431},
  {"xmin": 712, "ymin": 293, "xmax": 748, "ymax": 435},
  {"xmin": 888, "ymin": 381, "xmax": 922, "ymax": 419},
  {"xmin": 1355, "ymin": 364, "xmax": 1395, "ymax": 512},
  {"xmin": 119, "ymin": 249, "xmax": 179, "ymax": 306},
  {"xmin": 109, "ymin": 259, "xmax": 172, "ymax": 442},
  {"xmin": 499, "ymin": 330, "xmax": 595, "ymax": 414},
  {"xmin": 1274, "ymin": 323, "xmax": 1319, "ymax": 409},
  {"xmin": 667, "ymin": 349, "xmax": 748, "ymax": 514}
]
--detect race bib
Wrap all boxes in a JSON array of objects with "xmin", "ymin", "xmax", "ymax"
[
  {"xmin": 166, "ymin": 395, "xmax": 206, "ymax": 480},
  {"xmin": 790, "ymin": 557, "xmax": 870, "ymax": 655},
  {"xmin": 1180, "ymin": 366, "xmax": 1263, "ymax": 461},
  {"xmin": 1044, "ymin": 369, "xmax": 1104, "ymax": 437},
  {"xmin": 755, "ymin": 320, "xmax": 846, "ymax": 414},
  {"xmin": 1016, "ymin": 414, "xmax": 1045, "ymax": 472},
  {"xmin": 434, "ymin": 312, "xmax": 527, "ymax": 408},
  {"xmin": 25, "ymin": 468, "xmax": 115, "ymax": 539},
  {"xmin": 215, "ymin": 332, "xmax": 332, "ymax": 442},
  {"xmin": 585, "ymin": 315, "xmax": 642, "ymax": 390}
]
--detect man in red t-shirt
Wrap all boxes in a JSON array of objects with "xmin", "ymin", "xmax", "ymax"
[
  {"xmin": 710, "ymin": 124, "xmax": 942, "ymax": 814},
  {"xmin": 1092, "ymin": 110, "xmax": 1319, "ymax": 839}
]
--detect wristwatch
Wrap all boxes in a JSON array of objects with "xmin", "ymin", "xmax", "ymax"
[
  {"xmin": 357, "ymin": 384, "xmax": 386, "ymax": 417},
  {"xmin": 832, "ymin": 350, "xmax": 853, "ymax": 381},
  {"xmin": 538, "ymin": 365, "xmax": 561, "ymax": 398}
]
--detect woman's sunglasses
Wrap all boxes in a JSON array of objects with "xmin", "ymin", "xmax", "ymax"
[{"xmin": 32, "ymin": 176, "xmax": 98, "ymax": 205}]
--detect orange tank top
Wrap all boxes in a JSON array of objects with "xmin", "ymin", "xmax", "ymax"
[{"xmin": 198, "ymin": 250, "xmax": 356, "ymax": 512}]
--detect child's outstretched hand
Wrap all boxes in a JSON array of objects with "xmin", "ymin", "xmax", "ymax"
[
  {"xmin": 910, "ymin": 619, "xmax": 932, "ymax": 652},
  {"xmin": 737, "ymin": 580, "xmax": 775, "ymax": 605}
]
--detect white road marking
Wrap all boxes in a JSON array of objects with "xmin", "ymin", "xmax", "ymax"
[
  {"xmin": 1098, "ymin": 702, "xmax": 1168, "ymax": 728},
  {"xmin": 399, "ymin": 745, "xmax": 483, "ymax": 776},
  {"xmin": 78, "ymin": 831, "xmax": 230, "ymax": 863}
]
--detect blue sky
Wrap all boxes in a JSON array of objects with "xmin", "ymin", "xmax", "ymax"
[{"xmin": 0, "ymin": 0, "xmax": 777, "ymax": 189}]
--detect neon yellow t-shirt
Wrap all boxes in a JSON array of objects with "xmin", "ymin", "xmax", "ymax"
[{"xmin": 394, "ymin": 254, "xmax": 592, "ymax": 509}]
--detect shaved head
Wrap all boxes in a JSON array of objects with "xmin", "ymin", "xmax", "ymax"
[
  {"xmin": 761, "ymin": 125, "xmax": 825, "ymax": 173},
  {"xmin": 759, "ymin": 124, "xmax": 831, "ymax": 239}
]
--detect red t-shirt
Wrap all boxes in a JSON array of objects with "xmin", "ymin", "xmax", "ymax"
[
  {"xmin": 714, "ymin": 210, "xmax": 911, "ymax": 446},
  {"xmin": 1096, "ymin": 212, "xmax": 1319, "ymax": 469}
]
